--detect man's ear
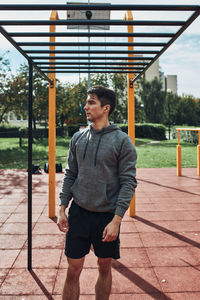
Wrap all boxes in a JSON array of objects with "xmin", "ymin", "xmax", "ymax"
[{"xmin": 104, "ymin": 105, "xmax": 111, "ymax": 113}]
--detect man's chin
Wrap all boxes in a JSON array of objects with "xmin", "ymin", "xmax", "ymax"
[{"xmin": 86, "ymin": 116, "xmax": 92, "ymax": 122}]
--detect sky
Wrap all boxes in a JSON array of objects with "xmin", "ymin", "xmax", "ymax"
[{"xmin": 0, "ymin": 0, "xmax": 199, "ymax": 97}]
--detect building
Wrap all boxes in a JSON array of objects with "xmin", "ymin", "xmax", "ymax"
[
  {"xmin": 144, "ymin": 59, "xmax": 159, "ymax": 82},
  {"xmin": 144, "ymin": 58, "xmax": 177, "ymax": 94},
  {"xmin": 165, "ymin": 75, "xmax": 177, "ymax": 94}
]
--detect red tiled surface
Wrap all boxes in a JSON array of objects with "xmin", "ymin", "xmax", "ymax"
[
  {"xmin": 13, "ymin": 249, "xmax": 62, "ymax": 269},
  {"xmin": 0, "ymin": 168, "xmax": 200, "ymax": 299}
]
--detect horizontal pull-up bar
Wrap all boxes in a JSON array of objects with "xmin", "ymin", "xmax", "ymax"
[
  {"xmin": 10, "ymin": 32, "xmax": 175, "ymax": 38},
  {"xmin": 40, "ymin": 66, "xmax": 144, "ymax": 70},
  {"xmin": 0, "ymin": 4, "xmax": 199, "ymax": 11},
  {"xmin": 0, "ymin": 20, "xmax": 185, "ymax": 26},
  {"xmin": 32, "ymin": 56, "xmax": 153, "ymax": 60},
  {"xmin": 43, "ymin": 70, "xmax": 141, "ymax": 74},
  {"xmin": 19, "ymin": 42, "xmax": 166, "ymax": 47},
  {"xmin": 26, "ymin": 50, "xmax": 159, "ymax": 55},
  {"xmin": 37, "ymin": 61, "xmax": 148, "ymax": 66}
]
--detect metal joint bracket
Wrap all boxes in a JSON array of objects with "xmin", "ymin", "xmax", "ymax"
[
  {"xmin": 50, "ymin": 80, "xmax": 54, "ymax": 88},
  {"xmin": 129, "ymin": 78, "xmax": 134, "ymax": 88}
]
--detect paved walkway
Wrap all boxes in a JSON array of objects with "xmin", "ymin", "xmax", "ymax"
[{"xmin": 0, "ymin": 168, "xmax": 200, "ymax": 299}]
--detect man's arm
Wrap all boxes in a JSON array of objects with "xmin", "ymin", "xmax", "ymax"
[
  {"xmin": 102, "ymin": 136, "xmax": 137, "ymax": 242},
  {"xmin": 57, "ymin": 136, "xmax": 79, "ymax": 232},
  {"xmin": 115, "ymin": 136, "xmax": 137, "ymax": 217},
  {"xmin": 59, "ymin": 138, "xmax": 78, "ymax": 208}
]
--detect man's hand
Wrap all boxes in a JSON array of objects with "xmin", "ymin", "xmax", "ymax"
[
  {"xmin": 57, "ymin": 205, "xmax": 69, "ymax": 233},
  {"xmin": 102, "ymin": 215, "xmax": 122, "ymax": 242}
]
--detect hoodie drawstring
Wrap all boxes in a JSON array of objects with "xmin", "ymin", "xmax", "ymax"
[
  {"xmin": 94, "ymin": 134, "xmax": 103, "ymax": 166},
  {"xmin": 83, "ymin": 129, "xmax": 91, "ymax": 160},
  {"xmin": 82, "ymin": 126, "xmax": 116, "ymax": 166}
]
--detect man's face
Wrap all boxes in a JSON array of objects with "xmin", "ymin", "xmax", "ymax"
[{"xmin": 84, "ymin": 93, "xmax": 105, "ymax": 122}]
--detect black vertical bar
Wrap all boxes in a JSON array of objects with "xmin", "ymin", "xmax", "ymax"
[{"xmin": 28, "ymin": 61, "xmax": 33, "ymax": 271}]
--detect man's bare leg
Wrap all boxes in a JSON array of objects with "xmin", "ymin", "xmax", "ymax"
[
  {"xmin": 95, "ymin": 257, "xmax": 112, "ymax": 300},
  {"xmin": 62, "ymin": 256, "xmax": 85, "ymax": 300}
]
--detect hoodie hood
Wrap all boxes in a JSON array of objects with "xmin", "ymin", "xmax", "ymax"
[{"xmin": 90, "ymin": 123, "xmax": 120, "ymax": 134}]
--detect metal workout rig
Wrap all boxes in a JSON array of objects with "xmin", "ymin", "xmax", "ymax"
[{"xmin": 0, "ymin": 3, "xmax": 199, "ymax": 270}]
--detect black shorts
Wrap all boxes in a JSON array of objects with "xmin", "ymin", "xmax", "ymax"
[{"xmin": 65, "ymin": 201, "xmax": 120, "ymax": 260}]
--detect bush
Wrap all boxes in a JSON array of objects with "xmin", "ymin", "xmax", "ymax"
[
  {"xmin": 118, "ymin": 123, "xmax": 166, "ymax": 140},
  {"xmin": 67, "ymin": 124, "xmax": 88, "ymax": 137},
  {"xmin": 19, "ymin": 127, "xmax": 68, "ymax": 139},
  {"xmin": 67, "ymin": 124, "xmax": 80, "ymax": 137},
  {"xmin": 0, "ymin": 125, "xmax": 20, "ymax": 137}
]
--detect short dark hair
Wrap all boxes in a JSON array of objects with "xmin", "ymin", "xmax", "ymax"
[{"xmin": 87, "ymin": 85, "xmax": 116, "ymax": 115}]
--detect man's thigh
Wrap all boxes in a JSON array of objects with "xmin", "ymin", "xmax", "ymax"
[
  {"xmin": 91, "ymin": 212, "xmax": 120, "ymax": 260},
  {"xmin": 65, "ymin": 201, "xmax": 91, "ymax": 259}
]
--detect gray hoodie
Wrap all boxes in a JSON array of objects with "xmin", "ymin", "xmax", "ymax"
[{"xmin": 59, "ymin": 124, "xmax": 137, "ymax": 217}]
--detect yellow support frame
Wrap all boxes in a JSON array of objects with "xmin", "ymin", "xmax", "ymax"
[
  {"xmin": 49, "ymin": 10, "xmax": 59, "ymax": 218},
  {"xmin": 198, "ymin": 131, "xmax": 200, "ymax": 176},
  {"xmin": 125, "ymin": 11, "xmax": 136, "ymax": 217},
  {"xmin": 176, "ymin": 128, "xmax": 200, "ymax": 177},
  {"xmin": 48, "ymin": 10, "xmax": 137, "ymax": 217},
  {"xmin": 176, "ymin": 129, "xmax": 182, "ymax": 176}
]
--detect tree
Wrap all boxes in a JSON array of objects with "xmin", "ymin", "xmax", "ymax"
[
  {"xmin": 108, "ymin": 73, "xmax": 127, "ymax": 123},
  {"xmin": 164, "ymin": 91, "xmax": 180, "ymax": 138},
  {"xmin": 135, "ymin": 95, "xmax": 145, "ymax": 123},
  {"xmin": 16, "ymin": 64, "xmax": 49, "ymax": 129},
  {"xmin": 0, "ymin": 51, "xmax": 13, "ymax": 122},
  {"xmin": 174, "ymin": 94, "xmax": 200, "ymax": 126},
  {"xmin": 56, "ymin": 79, "xmax": 87, "ymax": 126},
  {"xmin": 139, "ymin": 77, "xmax": 166, "ymax": 123}
]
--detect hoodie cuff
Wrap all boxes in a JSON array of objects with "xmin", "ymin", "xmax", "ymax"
[
  {"xmin": 59, "ymin": 197, "xmax": 70, "ymax": 208},
  {"xmin": 115, "ymin": 206, "xmax": 127, "ymax": 218}
]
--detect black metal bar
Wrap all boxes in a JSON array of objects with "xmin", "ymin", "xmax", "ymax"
[
  {"xmin": 43, "ymin": 70, "xmax": 141, "ymax": 73},
  {"xmin": 0, "ymin": 26, "xmax": 51, "ymax": 83},
  {"xmin": 0, "ymin": 20, "xmax": 186, "ymax": 26},
  {"xmin": 0, "ymin": 4, "xmax": 199, "ymax": 11},
  {"xmin": 19, "ymin": 42, "xmax": 165, "ymax": 47},
  {"xmin": 32, "ymin": 56, "xmax": 153, "ymax": 60},
  {"xmin": 10, "ymin": 32, "xmax": 175, "ymax": 38},
  {"xmin": 28, "ymin": 61, "xmax": 33, "ymax": 271},
  {"xmin": 26, "ymin": 50, "xmax": 159, "ymax": 55},
  {"xmin": 133, "ymin": 9, "xmax": 200, "ymax": 83},
  {"xmin": 40, "ymin": 66, "xmax": 144, "ymax": 70},
  {"xmin": 37, "ymin": 61, "xmax": 148, "ymax": 66}
]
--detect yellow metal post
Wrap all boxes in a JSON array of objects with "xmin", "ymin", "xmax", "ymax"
[
  {"xmin": 49, "ymin": 10, "xmax": 59, "ymax": 218},
  {"xmin": 125, "ymin": 11, "xmax": 136, "ymax": 217},
  {"xmin": 177, "ymin": 129, "xmax": 182, "ymax": 176},
  {"xmin": 197, "ymin": 130, "xmax": 200, "ymax": 176}
]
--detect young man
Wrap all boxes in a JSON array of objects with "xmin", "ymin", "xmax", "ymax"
[{"xmin": 57, "ymin": 86, "xmax": 137, "ymax": 300}]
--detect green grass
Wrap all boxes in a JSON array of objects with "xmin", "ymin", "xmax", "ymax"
[
  {"xmin": 135, "ymin": 139, "xmax": 197, "ymax": 168},
  {"xmin": 0, "ymin": 137, "xmax": 70, "ymax": 169},
  {"xmin": 0, "ymin": 137, "xmax": 198, "ymax": 169}
]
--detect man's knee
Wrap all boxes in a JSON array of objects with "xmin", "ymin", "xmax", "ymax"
[
  {"xmin": 97, "ymin": 257, "xmax": 112, "ymax": 274},
  {"xmin": 67, "ymin": 257, "xmax": 85, "ymax": 279}
]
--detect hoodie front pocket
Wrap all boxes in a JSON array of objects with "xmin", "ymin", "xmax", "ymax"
[{"xmin": 71, "ymin": 178, "xmax": 108, "ymax": 209}]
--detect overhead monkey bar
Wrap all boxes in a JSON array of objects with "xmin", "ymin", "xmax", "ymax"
[
  {"xmin": 0, "ymin": 19, "xmax": 186, "ymax": 26},
  {"xmin": 1, "ymin": 3, "xmax": 199, "ymax": 272},
  {"xmin": 1, "ymin": 4, "xmax": 199, "ymax": 11},
  {"xmin": 10, "ymin": 32, "xmax": 175, "ymax": 38},
  {"xmin": 18, "ymin": 42, "xmax": 166, "ymax": 47}
]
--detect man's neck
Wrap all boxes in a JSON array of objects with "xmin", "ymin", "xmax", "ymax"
[{"xmin": 92, "ymin": 119, "xmax": 110, "ymax": 131}]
